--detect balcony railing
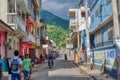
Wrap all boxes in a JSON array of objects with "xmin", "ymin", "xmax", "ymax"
[
  {"xmin": 16, "ymin": 16, "xmax": 26, "ymax": 32},
  {"xmin": 70, "ymin": 19, "xmax": 77, "ymax": 28},
  {"xmin": 7, "ymin": 13, "xmax": 17, "ymax": 25},
  {"xmin": 103, "ymin": 40, "xmax": 113, "ymax": 46},
  {"xmin": 7, "ymin": 13, "xmax": 17, "ymax": 30},
  {"xmin": 94, "ymin": 40, "xmax": 113, "ymax": 48},
  {"xmin": 23, "ymin": 31, "xmax": 35, "ymax": 42}
]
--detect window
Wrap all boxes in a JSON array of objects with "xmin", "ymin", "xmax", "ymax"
[
  {"xmin": 107, "ymin": 21, "xmax": 113, "ymax": 40},
  {"xmin": 95, "ymin": 29, "xmax": 103, "ymax": 47},
  {"xmin": 95, "ymin": 5, "xmax": 102, "ymax": 17},
  {"xmin": 91, "ymin": 15, "xmax": 94, "ymax": 23},
  {"xmin": 106, "ymin": 0, "xmax": 111, "ymax": 5},
  {"xmin": 81, "ymin": 12, "xmax": 85, "ymax": 17}
]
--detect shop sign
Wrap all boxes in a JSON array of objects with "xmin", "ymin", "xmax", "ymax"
[{"xmin": 66, "ymin": 44, "xmax": 73, "ymax": 48}]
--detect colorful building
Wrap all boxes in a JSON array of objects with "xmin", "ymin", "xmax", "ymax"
[
  {"xmin": 0, "ymin": 19, "xmax": 13, "ymax": 71},
  {"xmin": 0, "ymin": 0, "xmax": 42, "ymax": 71},
  {"xmin": 68, "ymin": 7, "xmax": 90, "ymax": 63},
  {"xmin": 89, "ymin": 0, "xmax": 117, "ymax": 79}
]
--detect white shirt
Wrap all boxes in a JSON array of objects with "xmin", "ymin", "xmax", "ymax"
[{"xmin": 10, "ymin": 56, "xmax": 23, "ymax": 74}]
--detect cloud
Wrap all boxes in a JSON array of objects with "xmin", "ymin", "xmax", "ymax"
[{"xmin": 42, "ymin": 0, "xmax": 79, "ymax": 20}]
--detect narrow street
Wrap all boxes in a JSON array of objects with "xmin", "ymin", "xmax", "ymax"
[{"xmin": 31, "ymin": 57, "xmax": 89, "ymax": 80}]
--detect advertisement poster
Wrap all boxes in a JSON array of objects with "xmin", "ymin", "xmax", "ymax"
[
  {"xmin": 105, "ymin": 50, "xmax": 117, "ymax": 69},
  {"xmin": 94, "ymin": 52, "xmax": 105, "ymax": 65}
]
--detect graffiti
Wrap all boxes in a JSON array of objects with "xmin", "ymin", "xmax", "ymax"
[
  {"xmin": 94, "ymin": 52, "xmax": 105, "ymax": 65},
  {"xmin": 105, "ymin": 50, "xmax": 117, "ymax": 69}
]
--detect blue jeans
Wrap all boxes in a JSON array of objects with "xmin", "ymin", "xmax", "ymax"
[
  {"xmin": 23, "ymin": 71, "xmax": 30, "ymax": 77},
  {"xmin": 11, "ymin": 73, "xmax": 21, "ymax": 80}
]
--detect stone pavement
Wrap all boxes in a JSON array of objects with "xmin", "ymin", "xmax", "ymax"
[{"xmin": 31, "ymin": 58, "xmax": 89, "ymax": 80}]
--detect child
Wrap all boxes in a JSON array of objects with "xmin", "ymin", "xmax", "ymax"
[{"xmin": 23, "ymin": 54, "xmax": 32, "ymax": 80}]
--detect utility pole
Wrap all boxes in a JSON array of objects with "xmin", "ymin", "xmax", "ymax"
[
  {"xmin": 85, "ymin": 0, "xmax": 90, "ymax": 63},
  {"xmin": 77, "ymin": 10, "xmax": 80, "ymax": 48},
  {"xmin": 112, "ymin": 0, "xmax": 120, "ymax": 79}
]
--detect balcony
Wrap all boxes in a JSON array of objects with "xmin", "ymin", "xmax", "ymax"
[
  {"xmin": 69, "ymin": 9, "xmax": 76, "ymax": 18},
  {"xmin": 94, "ymin": 40, "xmax": 113, "ymax": 48},
  {"xmin": 17, "ymin": 0, "xmax": 30, "ymax": 13},
  {"xmin": 7, "ymin": 13, "xmax": 17, "ymax": 30},
  {"xmin": 16, "ymin": 16, "xmax": 26, "ymax": 32},
  {"xmin": 69, "ymin": 19, "xmax": 77, "ymax": 29},
  {"xmin": 23, "ymin": 31, "xmax": 36, "ymax": 44}
]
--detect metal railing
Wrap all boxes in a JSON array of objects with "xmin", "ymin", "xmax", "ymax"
[
  {"xmin": 16, "ymin": 16, "xmax": 26, "ymax": 32},
  {"xmin": 7, "ymin": 13, "xmax": 17, "ymax": 30},
  {"xmin": 7, "ymin": 13, "xmax": 17, "ymax": 25},
  {"xmin": 94, "ymin": 40, "xmax": 113, "ymax": 48}
]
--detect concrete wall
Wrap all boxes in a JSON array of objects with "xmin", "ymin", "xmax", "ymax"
[
  {"xmin": 90, "ymin": 0, "xmax": 112, "ymax": 31},
  {"xmin": 0, "ymin": 0, "xmax": 7, "ymax": 23}
]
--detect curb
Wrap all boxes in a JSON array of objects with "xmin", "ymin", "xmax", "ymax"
[
  {"xmin": 72, "ymin": 61, "xmax": 116, "ymax": 80},
  {"xmin": 72, "ymin": 61, "xmax": 90, "ymax": 77}
]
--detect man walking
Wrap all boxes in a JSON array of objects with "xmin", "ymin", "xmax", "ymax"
[{"xmin": 10, "ymin": 50, "xmax": 23, "ymax": 80}]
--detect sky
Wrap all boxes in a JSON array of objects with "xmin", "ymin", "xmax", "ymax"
[{"xmin": 42, "ymin": 0, "xmax": 79, "ymax": 20}]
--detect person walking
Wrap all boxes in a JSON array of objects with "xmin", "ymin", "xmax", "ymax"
[
  {"xmin": 64, "ymin": 54, "xmax": 67, "ymax": 61},
  {"xmin": 10, "ymin": 50, "xmax": 23, "ymax": 80},
  {"xmin": 23, "ymin": 54, "xmax": 32, "ymax": 80},
  {"xmin": 40, "ymin": 54, "xmax": 43, "ymax": 63},
  {"xmin": 47, "ymin": 53, "xmax": 54, "ymax": 68}
]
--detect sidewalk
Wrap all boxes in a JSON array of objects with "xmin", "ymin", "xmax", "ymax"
[
  {"xmin": 73, "ymin": 61, "xmax": 116, "ymax": 80},
  {"xmin": 2, "ymin": 72, "xmax": 10, "ymax": 80}
]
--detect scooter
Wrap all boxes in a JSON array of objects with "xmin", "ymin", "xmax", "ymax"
[{"xmin": 48, "ymin": 59, "xmax": 53, "ymax": 69}]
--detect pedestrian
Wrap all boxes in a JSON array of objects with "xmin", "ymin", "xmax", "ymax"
[
  {"xmin": 64, "ymin": 54, "xmax": 67, "ymax": 60},
  {"xmin": 6, "ymin": 58, "xmax": 11, "ymax": 74},
  {"xmin": 23, "ymin": 54, "xmax": 32, "ymax": 80},
  {"xmin": 40, "ymin": 54, "xmax": 43, "ymax": 63},
  {"xmin": 10, "ymin": 50, "xmax": 23, "ymax": 80},
  {"xmin": 48, "ymin": 53, "xmax": 54, "ymax": 67},
  {"xmin": 0, "ymin": 55, "xmax": 3, "ymax": 80}
]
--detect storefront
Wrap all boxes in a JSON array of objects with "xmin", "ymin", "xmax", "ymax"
[
  {"xmin": 0, "ymin": 20, "xmax": 13, "ymax": 71},
  {"xmin": 19, "ymin": 42, "xmax": 32, "ymax": 56}
]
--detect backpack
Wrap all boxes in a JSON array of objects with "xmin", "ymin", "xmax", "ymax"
[{"xmin": 11, "ymin": 58, "xmax": 19, "ymax": 72}]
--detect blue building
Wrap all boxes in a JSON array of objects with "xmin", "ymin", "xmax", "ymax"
[{"xmin": 89, "ymin": 0, "xmax": 117, "ymax": 79}]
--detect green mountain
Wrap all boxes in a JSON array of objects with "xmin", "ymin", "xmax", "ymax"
[
  {"xmin": 40, "ymin": 10, "xmax": 69, "ymax": 29},
  {"xmin": 40, "ymin": 10, "xmax": 69, "ymax": 48}
]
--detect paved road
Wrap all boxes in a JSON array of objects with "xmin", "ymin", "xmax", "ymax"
[{"xmin": 31, "ymin": 58, "xmax": 89, "ymax": 80}]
